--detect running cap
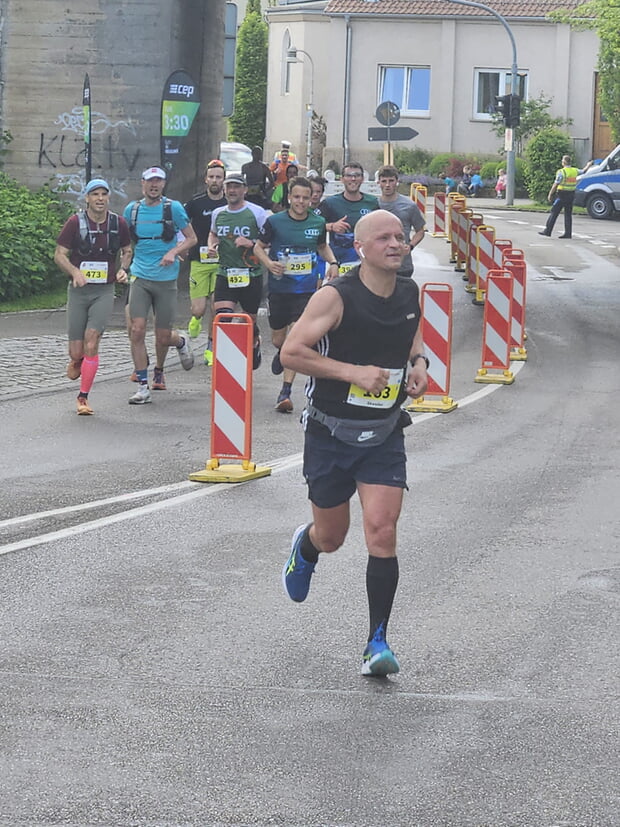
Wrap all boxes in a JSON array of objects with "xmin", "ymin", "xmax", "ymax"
[
  {"xmin": 281, "ymin": 140, "xmax": 291, "ymax": 148},
  {"xmin": 142, "ymin": 166, "xmax": 167, "ymax": 180},
  {"xmin": 224, "ymin": 172, "xmax": 246, "ymax": 185},
  {"xmin": 85, "ymin": 178, "xmax": 110, "ymax": 194}
]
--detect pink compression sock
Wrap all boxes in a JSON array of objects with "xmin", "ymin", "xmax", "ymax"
[{"xmin": 79, "ymin": 355, "xmax": 99, "ymax": 395}]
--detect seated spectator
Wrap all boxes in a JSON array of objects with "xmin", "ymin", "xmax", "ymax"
[
  {"xmin": 440, "ymin": 173, "xmax": 456, "ymax": 194},
  {"xmin": 470, "ymin": 171, "xmax": 483, "ymax": 197},
  {"xmin": 457, "ymin": 164, "xmax": 472, "ymax": 196},
  {"xmin": 495, "ymin": 168, "xmax": 507, "ymax": 198}
]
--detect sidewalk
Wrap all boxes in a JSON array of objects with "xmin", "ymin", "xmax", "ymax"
[{"xmin": 0, "ymin": 286, "xmax": 206, "ymax": 401}]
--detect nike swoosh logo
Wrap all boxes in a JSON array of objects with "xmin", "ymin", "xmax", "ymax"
[{"xmin": 357, "ymin": 431, "xmax": 376, "ymax": 442}]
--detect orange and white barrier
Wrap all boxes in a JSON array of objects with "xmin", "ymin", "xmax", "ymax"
[
  {"xmin": 410, "ymin": 183, "xmax": 427, "ymax": 219},
  {"xmin": 470, "ymin": 225, "xmax": 495, "ymax": 301},
  {"xmin": 463, "ymin": 214, "xmax": 484, "ymax": 286},
  {"xmin": 475, "ymin": 271, "xmax": 515, "ymax": 385},
  {"xmin": 189, "ymin": 313, "xmax": 271, "ymax": 483},
  {"xmin": 407, "ymin": 282, "xmax": 457, "ymax": 413},
  {"xmin": 432, "ymin": 192, "xmax": 447, "ymax": 237},
  {"xmin": 502, "ymin": 249, "xmax": 527, "ymax": 360},
  {"xmin": 447, "ymin": 193, "xmax": 466, "ymax": 251}
]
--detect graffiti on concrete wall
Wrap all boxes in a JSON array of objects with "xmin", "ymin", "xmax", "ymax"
[{"xmin": 38, "ymin": 107, "xmax": 144, "ymax": 198}]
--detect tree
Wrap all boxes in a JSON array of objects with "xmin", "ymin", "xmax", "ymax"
[
  {"xmin": 550, "ymin": 1, "xmax": 620, "ymax": 143},
  {"xmin": 524, "ymin": 128, "xmax": 573, "ymax": 202},
  {"xmin": 489, "ymin": 94, "xmax": 572, "ymax": 156},
  {"xmin": 228, "ymin": 0, "xmax": 268, "ymax": 148}
]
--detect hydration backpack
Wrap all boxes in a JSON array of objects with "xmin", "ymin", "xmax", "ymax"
[
  {"xmin": 128, "ymin": 197, "xmax": 176, "ymax": 243},
  {"xmin": 77, "ymin": 211, "xmax": 121, "ymax": 256}
]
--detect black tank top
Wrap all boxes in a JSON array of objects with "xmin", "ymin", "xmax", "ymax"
[{"xmin": 307, "ymin": 269, "xmax": 420, "ymax": 420}]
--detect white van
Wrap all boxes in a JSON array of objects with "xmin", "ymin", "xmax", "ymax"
[
  {"xmin": 219, "ymin": 141, "xmax": 252, "ymax": 176},
  {"xmin": 574, "ymin": 144, "xmax": 620, "ymax": 219}
]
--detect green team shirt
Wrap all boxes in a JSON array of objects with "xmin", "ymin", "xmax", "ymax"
[
  {"xmin": 318, "ymin": 191, "xmax": 379, "ymax": 264},
  {"xmin": 258, "ymin": 209, "xmax": 327, "ymax": 294},
  {"xmin": 211, "ymin": 202, "xmax": 268, "ymax": 278}
]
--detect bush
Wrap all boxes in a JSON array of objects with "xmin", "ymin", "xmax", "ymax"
[
  {"xmin": 479, "ymin": 159, "xmax": 503, "ymax": 181},
  {"xmin": 428, "ymin": 153, "xmax": 456, "ymax": 177},
  {"xmin": 524, "ymin": 128, "xmax": 572, "ymax": 202},
  {"xmin": 0, "ymin": 172, "xmax": 73, "ymax": 301},
  {"xmin": 392, "ymin": 146, "xmax": 434, "ymax": 174}
]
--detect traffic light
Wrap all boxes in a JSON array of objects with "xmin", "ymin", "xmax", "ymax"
[
  {"xmin": 494, "ymin": 94, "xmax": 521, "ymax": 128},
  {"xmin": 507, "ymin": 94, "xmax": 521, "ymax": 128},
  {"xmin": 494, "ymin": 94, "xmax": 510, "ymax": 124}
]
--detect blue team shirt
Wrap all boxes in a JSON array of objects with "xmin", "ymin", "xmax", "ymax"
[{"xmin": 123, "ymin": 198, "xmax": 190, "ymax": 281}]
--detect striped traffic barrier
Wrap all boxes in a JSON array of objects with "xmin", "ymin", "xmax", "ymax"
[
  {"xmin": 447, "ymin": 193, "xmax": 466, "ymax": 251},
  {"xmin": 463, "ymin": 214, "xmax": 484, "ymax": 285},
  {"xmin": 502, "ymin": 249, "xmax": 527, "ymax": 361},
  {"xmin": 410, "ymin": 183, "xmax": 427, "ymax": 219},
  {"xmin": 432, "ymin": 192, "xmax": 447, "ymax": 237},
  {"xmin": 475, "ymin": 271, "xmax": 515, "ymax": 385},
  {"xmin": 189, "ymin": 313, "xmax": 271, "ymax": 483},
  {"xmin": 470, "ymin": 224, "xmax": 495, "ymax": 300},
  {"xmin": 455, "ymin": 207, "xmax": 474, "ymax": 272},
  {"xmin": 406, "ymin": 282, "xmax": 457, "ymax": 413}
]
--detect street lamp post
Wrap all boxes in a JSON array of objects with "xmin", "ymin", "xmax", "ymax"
[
  {"xmin": 445, "ymin": 0, "xmax": 519, "ymax": 205},
  {"xmin": 286, "ymin": 46, "xmax": 314, "ymax": 173}
]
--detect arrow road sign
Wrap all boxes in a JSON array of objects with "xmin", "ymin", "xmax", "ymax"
[{"xmin": 368, "ymin": 127, "xmax": 419, "ymax": 142}]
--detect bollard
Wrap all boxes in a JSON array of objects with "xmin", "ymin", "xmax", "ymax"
[
  {"xmin": 406, "ymin": 283, "xmax": 457, "ymax": 413},
  {"xmin": 447, "ymin": 193, "xmax": 466, "ymax": 252},
  {"xmin": 469, "ymin": 224, "xmax": 495, "ymax": 300},
  {"xmin": 431, "ymin": 192, "xmax": 447, "ymax": 237},
  {"xmin": 189, "ymin": 313, "xmax": 271, "ymax": 483},
  {"xmin": 475, "ymin": 271, "xmax": 515, "ymax": 385},
  {"xmin": 503, "ymin": 249, "xmax": 527, "ymax": 361},
  {"xmin": 410, "ymin": 183, "xmax": 427, "ymax": 220}
]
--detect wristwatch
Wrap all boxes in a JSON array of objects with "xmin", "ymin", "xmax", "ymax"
[{"xmin": 410, "ymin": 353, "xmax": 430, "ymax": 370}]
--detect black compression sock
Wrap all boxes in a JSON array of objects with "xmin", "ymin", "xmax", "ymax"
[
  {"xmin": 300, "ymin": 524, "xmax": 320, "ymax": 564},
  {"xmin": 366, "ymin": 555, "xmax": 399, "ymax": 641}
]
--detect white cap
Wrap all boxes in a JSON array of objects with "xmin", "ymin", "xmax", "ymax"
[{"xmin": 142, "ymin": 166, "xmax": 167, "ymax": 180}]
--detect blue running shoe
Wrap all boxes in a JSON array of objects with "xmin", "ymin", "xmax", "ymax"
[
  {"xmin": 282, "ymin": 524, "xmax": 316, "ymax": 602},
  {"xmin": 361, "ymin": 622, "xmax": 400, "ymax": 677}
]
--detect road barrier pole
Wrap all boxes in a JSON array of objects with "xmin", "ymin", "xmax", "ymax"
[
  {"xmin": 406, "ymin": 283, "xmax": 457, "ymax": 413},
  {"xmin": 189, "ymin": 313, "xmax": 271, "ymax": 483},
  {"xmin": 475, "ymin": 271, "xmax": 515, "ymax": 385}
]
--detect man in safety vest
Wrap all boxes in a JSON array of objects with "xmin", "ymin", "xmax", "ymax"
[{"xmin": 539, "ymin": 154, "xmax": 592, "ymax": 239}]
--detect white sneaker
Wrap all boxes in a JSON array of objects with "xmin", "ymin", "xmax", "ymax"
[
  {"xmin": 128, "ymin": 384, "xmax": 152, "ymax": 405},
  {"xmin": 177, "ymin": 333, "xmax": 195, "ymax": 370}
]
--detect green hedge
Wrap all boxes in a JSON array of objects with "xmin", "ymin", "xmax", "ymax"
[
  {"xmin": 524, "ymin": 128, "xmax": 573, "ymax": 202},
  {"xmin": 0, "ymin": 173, "xmax": 73, "ymax": 301}
]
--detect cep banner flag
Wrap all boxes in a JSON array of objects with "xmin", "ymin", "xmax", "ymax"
[
  {"xmin": 160, "ymin": 69, "xmax": 200, "ymax": 175},
  {"xmin": 82, "ymin": 73, "xmax": 92, "ymax": 184}
]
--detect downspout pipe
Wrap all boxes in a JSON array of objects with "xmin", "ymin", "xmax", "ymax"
[{"xmin": 342, "ymin": 14, "xmax": 352, "ymax": 165}]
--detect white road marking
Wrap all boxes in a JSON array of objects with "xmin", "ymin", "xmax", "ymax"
[{"xmin": 1, "ymin": 363, "xmax": 526, "ymax": 557}]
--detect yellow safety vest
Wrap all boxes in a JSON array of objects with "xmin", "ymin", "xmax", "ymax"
[{"xmin": 557, "ymin": 166, "xmax": 579, "ymax": 191}]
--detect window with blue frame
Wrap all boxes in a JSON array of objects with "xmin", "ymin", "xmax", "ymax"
[{"xmin": 378, "ymin": 66, "xmax": 431, "ymax": 116}]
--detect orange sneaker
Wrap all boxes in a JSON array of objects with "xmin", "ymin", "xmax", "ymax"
[
  {"xmin": 76, "ymin": 395, "xmax": 94, "ymax": 415},
  {"xmin": 152, "ymin": 368, "xmax": 166, "ymax": 390},
  {"xmin": 66, "ymin": 359, "xmax": 83, "ymax": 380}
]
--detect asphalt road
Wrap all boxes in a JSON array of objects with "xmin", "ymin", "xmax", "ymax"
[{"xmin": 0, "ymin": 204, "xmax": 619, "ymax": 826}]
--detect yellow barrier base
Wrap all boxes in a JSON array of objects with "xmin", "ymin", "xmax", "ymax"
[
  {"xmin": 510, "ymin": 347, "xmax": 528, "ymax": 361},
  {"xmin": 431, "ymin": 231, "xmax": 446, "ymax": 238},
  {"xmin": 189, "ymin": 458, "xmax": 272, "ymax": 483},
  {"xmin": 406, "ymin": 395, "xmax": 458, "ymax": 413},
  {"xmin": 475, "ymin": 368, "xmax": 514, "ymax": 385}
]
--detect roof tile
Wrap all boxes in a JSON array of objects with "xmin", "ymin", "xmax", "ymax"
[{"xmin": 324, "ymin": 0, "xmax": 585, "ymax": 17}]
